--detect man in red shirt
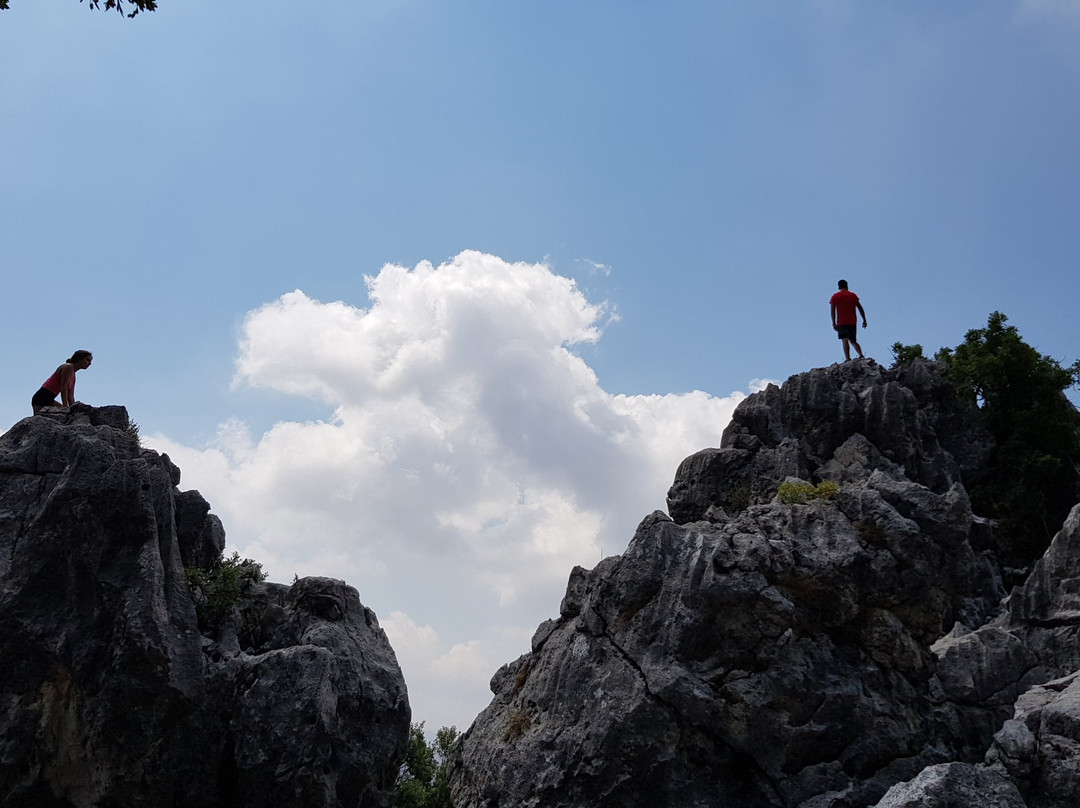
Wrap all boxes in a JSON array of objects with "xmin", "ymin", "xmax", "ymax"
[{"xmin": 829, "ymin": 279, "xmax": 868, "ymax": 361}]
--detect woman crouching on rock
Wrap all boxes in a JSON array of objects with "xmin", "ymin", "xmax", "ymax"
[{"xmin": 32, "ymin": 350, "xmax": 93, "ymax": 414}]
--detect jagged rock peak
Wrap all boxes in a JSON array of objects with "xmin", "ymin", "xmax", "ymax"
[
  {"xmin": 0, "ymin": 406, "xmax": 409, "ymax": 808},
  {"xmin": 449, "ymin": 358, "xmax": 1080, "ymax": 808},
  {"xmin": 667, "ymin": 358, "xmax": 992, "ymax": 525}
]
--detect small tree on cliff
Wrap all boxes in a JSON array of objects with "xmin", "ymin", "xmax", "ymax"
[{"xmin": 932, "ymin": 312, "xmax": 1080, "ymax": 563}]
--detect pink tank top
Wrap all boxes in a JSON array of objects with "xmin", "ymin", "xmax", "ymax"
[{"xmin": 42, "ymin": 366, "xmax": 74, "ymax": 398}]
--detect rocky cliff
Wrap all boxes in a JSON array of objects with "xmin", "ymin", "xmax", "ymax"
[
  {"xmin": 448, "ymin": 359, "xmax": 1080, "ymax": 807},
  {"xmin": 0, "ymin": 405, "xmax": 410, "ymax": 808}
]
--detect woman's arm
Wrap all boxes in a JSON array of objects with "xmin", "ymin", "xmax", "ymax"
[{"xmin": 59, "ymin": 364, "xmax": 76, "ymax": 407}]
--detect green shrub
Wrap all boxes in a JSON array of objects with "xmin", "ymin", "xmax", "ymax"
[
  {"xmin": 185, "ymin": 551, "xmax": 266, "ymax": 618},
  {"xmin": 777, "ymin": 482, "xmax": 815, "ymax": 504},
  {"xmin": 777, "ymin": 480, "xmax": 840, "ymax": 505},
  {"xmin": 502, "ymin": 710, "xmax": 532, "ymax": 743},
  {"xmin": 725, "ymin": 485, "xmax": 751, "ymax": 510},
  {"xmin": 125, "ymin": 419, "xmax": 142, "ymax": 446}
]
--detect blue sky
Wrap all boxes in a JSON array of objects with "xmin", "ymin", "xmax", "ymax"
[{"xmin": 3, "ymin": 1, "xmax": 1079, "ymax": 732}]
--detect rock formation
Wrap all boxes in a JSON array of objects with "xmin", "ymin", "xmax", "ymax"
[
  {"xmin": 449, "ymin": 359, "xmax": 1080, "ymax": 807},
  {"xmin": 0, "ymin": 405, "xmax": 410, "ymax": 808}
]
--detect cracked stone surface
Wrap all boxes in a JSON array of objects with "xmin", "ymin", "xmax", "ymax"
[
  {"xmin": 871, "ymin": 762, "xmax": 1025, "ymax": 807},
  {"xmin": 450, "ymin": 492, "xmax": 999, "ymax": 807},
  {"xmin": 0, "ymin": 406, "xmax": 410, "ymax": 808},
  {"xmin": 448, "ymin": 359, "xmax": 1037, "ymax": 808}
]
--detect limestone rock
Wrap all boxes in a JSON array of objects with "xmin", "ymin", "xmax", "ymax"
[
  {"xmin": 448, "ymin": 359, "xmax": 1080, "ymax": 807},
  {"xmin": 985, "ymin": 672, "xmax": 1080, "ymax": 804},
  {"xmin": 0, "ymin": 407, "xmax": 409, "ymax": 808},
  {"xmin": 1009, "ymin": 504, "xmax": 1080, "ymax": 629},
  {"xmin": 174, "ymin": 487, "xmax": 226, "ymax": 569},
  {"xmin": 667, "ymin": 359, "xmax": 991, "ymax": 524},
  {"xmin": 930, "ymin": 503, "xmax": 1080, "ymax": 777},
  {"xmin": 871, "ymin": 762, "xmax": 1025, "ymax": 807},
  {"xmin": 451, "ymin": 469, "xmax": 1001, "ymax": 805}
]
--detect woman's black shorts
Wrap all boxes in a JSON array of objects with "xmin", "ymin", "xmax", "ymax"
[{"xmin": 32, "ymin": 387, "xmax": 58, "ymax": 408}]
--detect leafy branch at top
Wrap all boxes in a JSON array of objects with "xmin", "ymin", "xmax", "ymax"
[{"xmin": 0, "ymin": 0, "xmax": 158, "ymax": 16}]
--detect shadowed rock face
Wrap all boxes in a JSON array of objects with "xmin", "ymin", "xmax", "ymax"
[
  {"xmin": 0, "ymin": 406, "xmax": 409, "ymax": 808},
  {"xmin": 873, "ymin": 762, "xmax": 1026, "ymax": 808},
  {"xmin": 449, "ymin": 359, "xmax": 1080, "ymax": 808},
  {"xmin": 933, "ymin": 504, "xmax": 1080, "ymax": 806},
  {"xmin": 667, "ymin": 359, "xmax": 992, "ymax": 525}
]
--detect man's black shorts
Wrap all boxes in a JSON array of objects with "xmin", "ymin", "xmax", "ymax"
[{"xmin": 836, "ymin": 324, "xmax": 858, "ymax": 340}]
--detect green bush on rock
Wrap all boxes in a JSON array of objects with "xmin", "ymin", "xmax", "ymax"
[
  {"xmin": 777, "ymin": 480, "xmax": 840, "ymax": 505},
  {"xmin": 185, "ymin": 551, "xmax": 266, "ymax": 618}
]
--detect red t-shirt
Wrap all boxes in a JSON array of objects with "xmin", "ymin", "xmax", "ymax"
[{"xmin": 829, "ymin": 290, "xmax": 860, "ymax": 326}]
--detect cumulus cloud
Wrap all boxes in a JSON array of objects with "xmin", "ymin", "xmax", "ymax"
[
  {"xmin": 152, "ymin": 250, "xmax": 762, "ymax": 729},
  {"xmin": 381, "ymin": 611, "xmax": 533, "ymax": 733}
]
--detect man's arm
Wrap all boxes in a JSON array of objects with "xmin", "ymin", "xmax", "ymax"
[
  {"xmin": 830, "ymin": 302, "xmax": 838, "ymax": 329},
  {"xmin": 856, "ymin": 302, "xmax": 867, "ymax": 327}
]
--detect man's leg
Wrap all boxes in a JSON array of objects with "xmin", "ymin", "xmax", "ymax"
[
  {"xmin": 850, "ymin": 338, "xmax": 864, "ymax": 359},
  {"xmin": 841, "ymin": 338, "xmax": 852, "ymax": 361}
]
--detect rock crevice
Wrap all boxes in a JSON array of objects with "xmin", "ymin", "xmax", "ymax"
[
  {"xmin": 449, "ymin": 359, "xmax": 1079, "ymax": 808},
  {"xmin": 0, "ymin": 406, "xmax": 410, "ymax": 808}
]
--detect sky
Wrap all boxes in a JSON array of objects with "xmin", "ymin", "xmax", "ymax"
[{"xmin": 3, "ymin": 0, "xmax": 1080, "ymax": 733}]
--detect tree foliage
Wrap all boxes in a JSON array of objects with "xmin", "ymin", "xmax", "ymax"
[
  {"xmin": 185, "ymin": 551, "xmax": 267, "ymax": 619},
  {"xmin": 936, "ymin": 312, "xmax": 1080, "ymax": 562},
  {"xmin": 395, "ymin": 722, "xmax": 458, "ymax": 808},
  {"xmin": 889, "ymin": 341, "xmax": 925, "ymax": 367},
  {"xmin": 0, "ymin": 0, "xmax": 157, "ymax": 16}
]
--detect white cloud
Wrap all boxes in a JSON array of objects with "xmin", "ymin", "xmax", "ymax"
[
  {"xmin": 575, "ymin": 257, "xmax": 614, "ymax": 278},
  {"xmin": 382, "ymin": 610, "xmax": 534, "ymax": 734},
  {"xmin": 151, "ymin": 250, "xmax": 762, "ymax": 730}
]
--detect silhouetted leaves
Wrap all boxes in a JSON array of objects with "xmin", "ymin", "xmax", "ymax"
[
  {"xmin": 938, "ymin": 312, "xmax": 1080, "ymax": 564},
  {"xmin": 0, "ymin": 0, "xmax": 157, "ymax": 16}
]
